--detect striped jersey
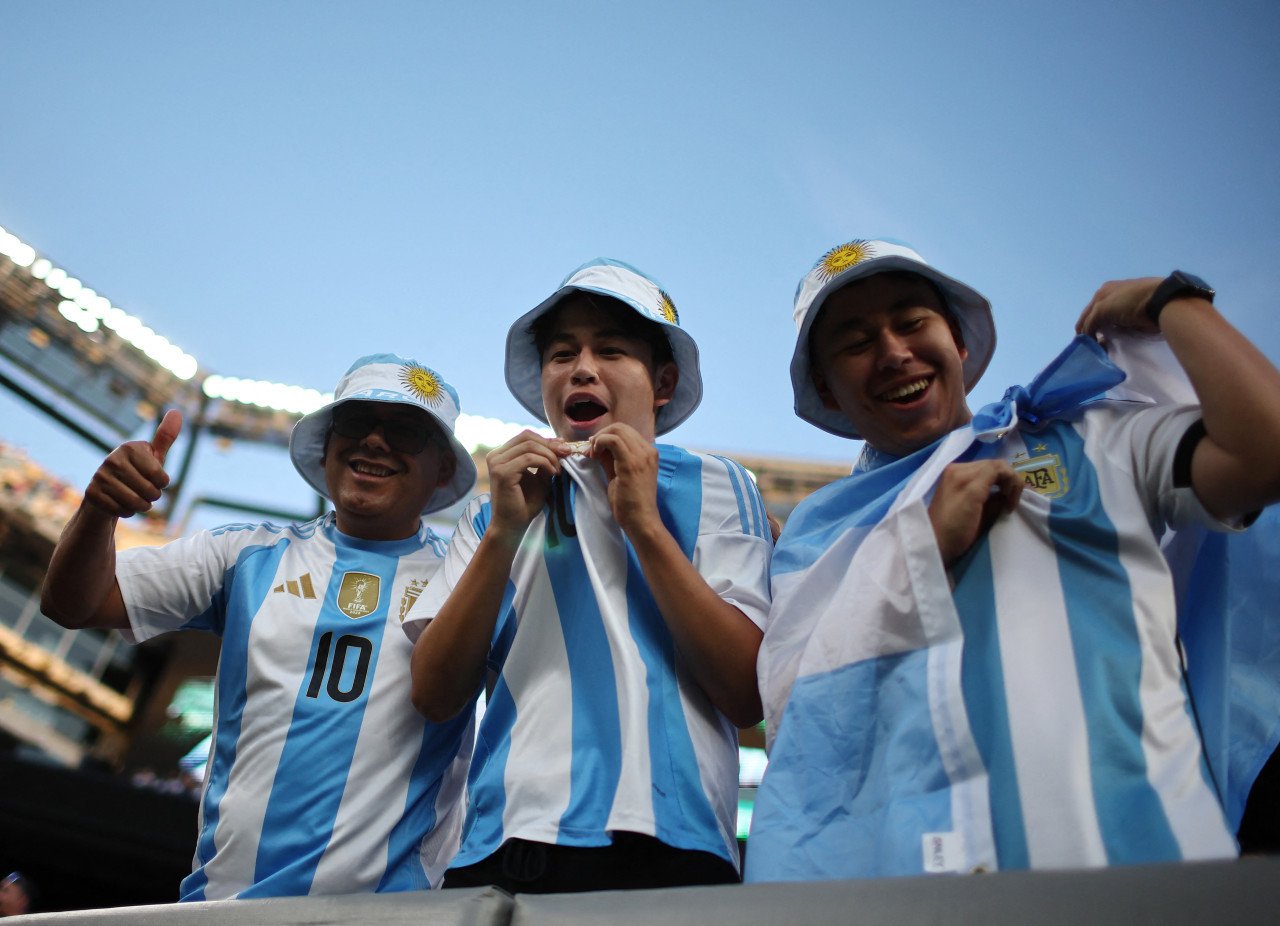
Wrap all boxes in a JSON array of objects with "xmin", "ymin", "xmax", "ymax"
[
  {"xmin": 748, "ymin": 338, "xmax": 1238, "ymax": 882},
  {"xmin": 404, "ymin": 447, "xmax": 773, "ymax": 871},
  {"xmin": 116, "ymin": 512, "xmax": 474, "ymax": 899}
]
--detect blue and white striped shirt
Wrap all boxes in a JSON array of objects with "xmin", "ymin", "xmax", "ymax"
[
  {"xmin": 117, "ymin": 513, "xmax": 473, "ymax": 899},
  {"xmin": 406, "ymin": 448, "xmax": 772, "ymax": 871},
  {"xmin": 748, "ymin": 337, "xmax": 1238, "ymax": 881}
]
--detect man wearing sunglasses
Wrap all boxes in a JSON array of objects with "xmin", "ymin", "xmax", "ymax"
[{"xmin": 42, "ymin": 354, "xmax": 480, "ymax": 900}]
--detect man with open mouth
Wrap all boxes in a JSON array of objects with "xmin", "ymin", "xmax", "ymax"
[
  {"xmin": 405, "ymin": 259, "xmax": 773, "ymax": 893},
  {"xmin": 748, "ymin": 238, "xmax": 1280, "ymax": 881}
]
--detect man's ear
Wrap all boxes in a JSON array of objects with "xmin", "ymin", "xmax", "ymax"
[
  {"xmin": 652, "ymin": 361, "xmax": 678, "ymax": 409},
  {"xmin": 812, "ymin": 369, "xmax": 840, "ymax": 411},
  {"xmin": 435, "ymin": 448, "xmax": 459, "ymax": 488}
]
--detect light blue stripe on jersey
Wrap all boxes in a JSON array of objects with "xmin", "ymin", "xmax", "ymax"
[
  {"xmin": 459, "ymin": 675, "xmax": 516, "ymax": 857},
  {"xmin": 711, "ymin": 454, "xmax": 763, "ymax": 538},
  {"xmin": 1046, "ymin": 422, "xmax": 1182, "ymax": 863},
  {"xmin": 250, "ymin": 538, "xmax": 399, "ymax": 894},
  {"xmin": 545, "ymin": 477, "xmax": 625, "ymax": 838},
  {"xmin": 646, "ymin": 450, "xmax": 723, "ymax": 852},
  {"xmin": 181, "ymin": 538, "xmax": 289, "ymax": 901},
  {"xmin": 952, "ymin": 517, "xmax": 1029, "ymax": 870}
]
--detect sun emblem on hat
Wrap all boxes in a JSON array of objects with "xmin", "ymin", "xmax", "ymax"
[
  {"xmin": 400, "ymin": 363, "xmax": 444, "ymax": 406},
  {"xmin": 658, "ymin": 290, "xmax": 679, "ymax": 325},
  {"xmin": 817, "ymin": 239, "xmax": 876, "ymax": 281}
]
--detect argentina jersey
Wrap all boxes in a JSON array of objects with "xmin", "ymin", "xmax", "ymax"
[
  {"xmin": 749, "ymin": 401, "xmax": 1236, "ymax": 883},
  {"xmin": 116, "ymin": 513, "xmax": 473, "ymax": 899},
  {"xmin": 408, "ymin": 446, "xmax": 772, "ymax": 872},
  {"xmin": 950, "ymin": 408, "xmax": 1236, "ymax": 871}
]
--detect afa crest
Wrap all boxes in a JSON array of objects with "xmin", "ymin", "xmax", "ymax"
[
  {"xmin": 1013, "ymin": 447, "xmax": 1069, "ymax": 499},
  {"xmin": 398, "ymin": 578, "xmax": 428, "ymax": 623},
  {"xmin": 338, "ymin": 572, "xmax": 380, "ymax": 618}
]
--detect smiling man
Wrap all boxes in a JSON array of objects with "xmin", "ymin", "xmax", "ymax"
[
  {"xmin": 746, "ymin": 238, "xmax": 1280, "ymax": 881},
  {"xmin": 42, "ymin": 354, "xmax": 479, "ymax": 899},
  {"xmin": 406, "ymin": 259, "xmax": 773, "ymax": 893}
]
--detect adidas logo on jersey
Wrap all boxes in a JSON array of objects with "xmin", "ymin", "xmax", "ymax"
[{"xmin": 272, "ymin": 573, "xmax": 318, "ymax": 599}]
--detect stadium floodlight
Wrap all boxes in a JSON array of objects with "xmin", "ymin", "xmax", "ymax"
[
  {"xmin": 44, "ymin": 267, "xmax": 67, "ymax": 289},
  {"xmin": 102, "ymin": 306, "xmax": 127, "ymax": 331},
  {"xmin": 58, "ymin": 276, "xmax": 83, "ymax": 299},
  {"xmin": 172, "ymin": 353, "xmax": 198, "ymax": 381},
  {"xmin": 0, "ymin": 229, "xmax": 36, "ymax": 267},
  {"xmin": 29, "ymin": 258, "xmax": 52, "ymax": 280},
  {"xmin": 58, "ymin": 299, "xmax": 100, "ymax": 334},
  {"xmin": 113, "ymin": 314, "xmax": 141, "ymax": 341}
]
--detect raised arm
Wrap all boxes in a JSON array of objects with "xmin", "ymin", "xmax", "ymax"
[
  {"xmin": 1077, "ymin": 276, "xmax": 1280, "ymax": 520},
  {"xmin": 409, "ymin": 431, "xmax": 567, "ymax": 722},
  {"xmin": 592, "ymin": 424, "xmax": 765, "ymax": 728},
  {"xmin": 41, "ymin": 410, "xmax": 183, "ymax": 630}
]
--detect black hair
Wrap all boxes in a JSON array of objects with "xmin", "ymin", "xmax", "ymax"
[{"xmin": 531, "ymin": 292, "xmax": 675, "ymax": 371}]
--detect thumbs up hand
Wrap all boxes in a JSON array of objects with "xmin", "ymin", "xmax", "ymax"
[{"xmin": 84, "ymin": 409, "xmax": 184, "ymax": 518}]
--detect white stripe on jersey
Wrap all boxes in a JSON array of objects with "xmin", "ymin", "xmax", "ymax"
[
  {"xmin": 203, "ymin": 540, "xmax": 338, "ymax": 898},
  {"xmin": 987, "ymin": 468, "xmax": 1106, "ymax": 868},
  {"xmin": 500, "ymin": 541, "xmax": 575, "ymax": 843}
]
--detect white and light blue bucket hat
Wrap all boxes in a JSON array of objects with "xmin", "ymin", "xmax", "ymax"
[
  {"xmin": 505, "ymin": 258, "xmax": 703, "ymax": 436},
  {"xmin": 289, "ymin": 353, "xmax": 478, "ymax": 514},
  {"xmin": 791, "ymin": 238, "xmax": 996, "ymax": 439}
]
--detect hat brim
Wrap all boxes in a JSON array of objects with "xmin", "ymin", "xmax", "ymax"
[
  {"xmin": 791, "ymin": 256, "xmax": 996, "ymax": 439},
  {"xmin": 289, "ymin": 396, "xmax": 478, "ymax": 516}
]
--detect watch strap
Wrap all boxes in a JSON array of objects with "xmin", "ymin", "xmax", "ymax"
[{"xmin": 1146, "ymin": 271, "xmax": 1214, "ymax": 325}]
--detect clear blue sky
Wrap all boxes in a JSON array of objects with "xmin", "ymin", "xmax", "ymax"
[{"xmin": 3, "ymin": 1, "xmax": 1278, "ymax": 529}]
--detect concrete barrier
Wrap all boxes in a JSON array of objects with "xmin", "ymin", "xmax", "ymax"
[{"xmin": 11, "ymin": 858, "xmax": 1280, "ymax": 925}]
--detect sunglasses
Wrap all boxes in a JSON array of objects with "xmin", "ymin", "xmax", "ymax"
[{"xmin": 331, "ymin": 406, "xmax": 440, "ymax": 455}]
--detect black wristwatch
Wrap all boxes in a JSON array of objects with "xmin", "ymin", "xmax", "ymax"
[{"xmin": 1145, "ymin": 270, "xmax": 1214, "ymax": 325}]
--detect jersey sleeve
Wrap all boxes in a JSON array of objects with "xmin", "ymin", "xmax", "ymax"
[
  {"xmin": 1096, "ymin": 403, "xmax": 1242, "ymax": 535},
  {"xmin": 402, "ymin": 495, "xmax": 490, "ymax": 643},
  {"xmin": 115, "ymin": 526, "xmax": 257, "ymax": 643},
  {"xmin": 693, "ymin": 455, "xmax": 774, "ymax": 631}
]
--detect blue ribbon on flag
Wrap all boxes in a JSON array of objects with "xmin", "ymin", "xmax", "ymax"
[{"xmin": 971, "ymin": 335, "xmax": 1127, "ymax": 442}]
